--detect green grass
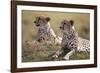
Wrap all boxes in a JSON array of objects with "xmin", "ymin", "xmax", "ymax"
[{"xmin": 22, "ymin": 10, "xmax": 90, "ymax": 62}]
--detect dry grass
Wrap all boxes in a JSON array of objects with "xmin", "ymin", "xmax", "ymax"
[
  {"xmin": 22, "ymin": 40, "xmax": 61, "ymax": 62},
  {"xmin": 22, "ymin": 40, "xmax": 89, "ymax": 62}
]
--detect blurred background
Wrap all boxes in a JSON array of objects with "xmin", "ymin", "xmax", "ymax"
[{"xmin": 22, "ymin": 10, "xmax": 90, "ymax": 43}]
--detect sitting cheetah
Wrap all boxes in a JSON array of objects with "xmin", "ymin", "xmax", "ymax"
[
  {"xmin": 34, "ymin": 16, "xmax": 62, "ymax": 44},
  {"xmin": 52, "ymin": 20, "xmax": 90, "ymax": 60}
]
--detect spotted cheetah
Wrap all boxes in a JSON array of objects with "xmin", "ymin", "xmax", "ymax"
[
  {"xmin": 52, "ymin": 20, "xmax": 90, "ymax": 60},
  {"xmin": 34, "ymin": 16, "xmax": 62, "ymax": 44}
]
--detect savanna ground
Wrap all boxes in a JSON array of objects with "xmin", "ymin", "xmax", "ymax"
[{"xmin": 22, "ymin": 10, "xmax": 90, "ymax": 62}]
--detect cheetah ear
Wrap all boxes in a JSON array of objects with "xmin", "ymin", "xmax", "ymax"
[
  {"xmin": 46, "ymin": 17, "xmax": 51, "ymax": 21},
  {"xmin": 70, "ymin": 20, "xmax": 74, "ymax": 26}
]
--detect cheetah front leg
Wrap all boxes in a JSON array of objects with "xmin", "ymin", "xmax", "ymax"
[
  {"xmin": 63, "ymin": 49, "xmax": 75, "ymax": 60},
  {"xmin": 52, "ymin": 49, "xmax": 64, "ymax": 59}
]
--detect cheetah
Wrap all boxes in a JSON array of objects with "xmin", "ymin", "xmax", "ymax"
[
  {"xmin": 52, "ymin": 20, "xmax": 90, "ymax": 60},
  {"xmin": 34, "ymin": 16, "xmax": 62, "ymax": 44},
  {"xmin": 77, "ymin": 37, "xmax": 90, "ymax": 52}
]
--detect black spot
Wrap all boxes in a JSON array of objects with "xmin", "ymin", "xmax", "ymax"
[
  {"xmin": 71, "ymin": 44, "xmax": 74, "ymax": 46},
  {"xmin": 37, "ymin": 39, "xmax": 41, "ymax": 42},
  {"xmin": 36, "ymin": 24, "xmax": 40, "ymax": 26},
  {"xmin": 59, "ymin": 47, "xmax": 71, "ymax": 57}
]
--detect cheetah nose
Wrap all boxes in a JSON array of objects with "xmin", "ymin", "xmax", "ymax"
[
  {"xmin": 34, "ymin": 21, "xmax": 36, "ymax": 23},
  {"xmin": 59, "ymin": 26, "xmax": 62, "ymax": 29}
]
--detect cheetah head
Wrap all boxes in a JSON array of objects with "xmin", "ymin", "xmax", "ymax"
[
  {"xmin": 34, "ymin": 16, "xmax": 50, "ymax": 27},
  {"xmin": 60, "ymin": 20, "xmax": 74, "ymax": 33}
]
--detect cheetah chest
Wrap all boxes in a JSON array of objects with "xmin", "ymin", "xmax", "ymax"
[
  {"xmin": 38, "ymin": 27, "xmax": 53, "ymax": 40},
  {"xmin": 61, "ymin": 33, "xmax": 78, "ymax": 50}
]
